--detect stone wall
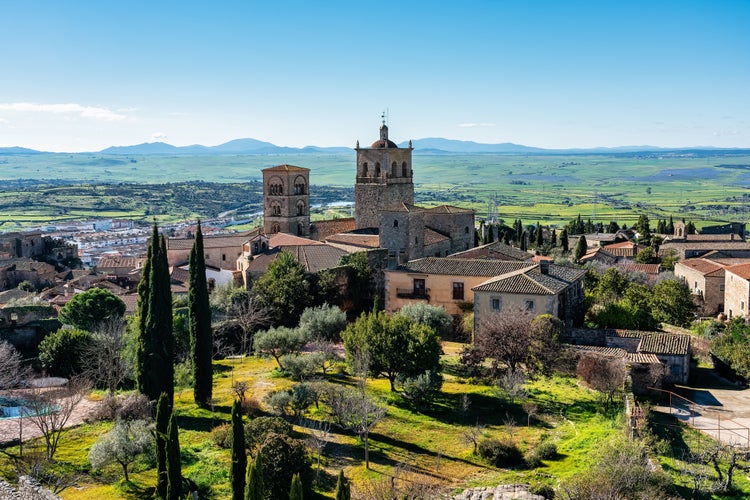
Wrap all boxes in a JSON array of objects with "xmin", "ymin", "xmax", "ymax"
[{"xmin": 0, "ymin": 476, "xmax": 61, "ymax": 500}]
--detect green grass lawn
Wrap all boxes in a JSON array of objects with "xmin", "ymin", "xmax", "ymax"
[{"xmin": 0, "ymin": 345, "xmax": 635, "ymax": 499}]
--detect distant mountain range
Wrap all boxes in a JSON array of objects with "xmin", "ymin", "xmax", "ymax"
[{"xmin": 1, "ymin": 138, "xmax": 749, "ymax": 156}]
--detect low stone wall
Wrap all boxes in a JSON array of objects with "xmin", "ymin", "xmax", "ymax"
[
  {"xmin": 0, "ymin": 476, "xmax": 61, "ymax": 500},
  {"xmin": 452, "ymin": 484, "xmax": 546, "ymax": 500}
]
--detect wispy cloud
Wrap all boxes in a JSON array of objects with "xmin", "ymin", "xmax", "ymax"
[
  {"xmin": 0, "ymin": 102, "xmax": 126, "ymax": 121},
  {"xmin": 151, "ymin": 132, "xmax": 167, "ymax": 141},
  {"xmin": 458, "ymin": 122, "xmax": 496, "ymax": 128}
]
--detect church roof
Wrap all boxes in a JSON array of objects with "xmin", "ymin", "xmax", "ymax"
[
  {"xmin": 370, "ymin": 139, "xmax": 399, "ymax": 148},
  {"xmin": 424, "ymin": 205, "xmax": 475, "ymax": 214},
  {"xmin": 262, "ymin": 164, "xmax": 309, "ymax": 172}
]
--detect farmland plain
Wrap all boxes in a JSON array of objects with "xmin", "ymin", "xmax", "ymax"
[{"xmin": 2, "ymin": 151, "xmax": 750, "ymax": 230}]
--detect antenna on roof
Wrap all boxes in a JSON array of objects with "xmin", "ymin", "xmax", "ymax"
[{"xmin": 381, "ymin": 110, "xmax": 386, "ymax": 126}]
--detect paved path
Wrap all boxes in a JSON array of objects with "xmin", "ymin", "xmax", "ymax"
[
  {"xmin": 0, "ymin": 390, "xmax": 100, "ymax": 446},
  {"xmin": 652, "ymin": 368, "xmax": 750, "ymax": 446}
]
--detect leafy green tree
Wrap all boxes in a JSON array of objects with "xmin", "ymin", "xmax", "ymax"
[
  {"xmin": 398, "ymin": 302, "xmax": 453, "ymax": 337},
  {"xmin": 231, "ymin": 399, "xmax": 247, "ymax": 500},
  {"xmin": 712, "ymin": 319, "xmax": 750, "ymax": 379},
  {"xmin": 258, "ymin": 433, "xmax": 310, "ymax": 500},
  {"xmin": 334, "ymin": 470, "xmax": 350, "ymax": 500},
  {"xmin": 155, "ymin": 393, "xmax": 170, "ymax": 498},
  {"xmin": 573, "ymin": 234, "xmax": 587, "ymax": 261},
  {"xmin": 289, "ymin": 473, "xmax": 303, "ymax": 500},
  {"xmin": 89, "ymin": 419, "xmax": 153, "ymax": 482},
  {"xmin": 252, "ymin": 250, "xmax": 310, "ymax": 326},
  {"xmin": 650, "ymin": 279, "xmax": 696, "ymax": 327},
  {"xmin": 17, "ymin": 280, "xmax": 35, "ymax": 293},
  {"xmin": 253, "ymin": 327, "xmax": 308, "ymax": 370},
  {"xmin": 298, "ymin": 304, "xmax": 347, "ymax": 341},
  {"xmin": 636, "ymin": 214, "xmax": 651, "ymax": 242},
  {"xmin": 339, "ymin": 251, "xmax": 373, "ymax": 313},
  {"xmin": 244, "ymin": 416, "xmax": 293, "ymax": 451},
  {"xmin": 39, "ymin": 328, "xmax": 92, "ymax": 378},
  {"xmin": 245, "ymin": 452, "xmax": 265, "ymax": 500},
  {"xmin": 58, "ymin": 287, "xmax": 125, "ymax": 331},
  {"xmin": 189, "ymin": 221, "xmax": 213, "ymax": 407},
  {"xmin": 342, "ymin": 311, "xmax": 442, "ymax": 391},
  {"xmin": 136, "ymin": 224, "xmax": 174, "ymax": 403},
  {"xmin": 165, "ymin": 411, "xmax": 181, "ymax": 500}
]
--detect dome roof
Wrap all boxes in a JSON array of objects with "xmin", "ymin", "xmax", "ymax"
[{"xmin": 370, "ymin": 139, "xmax": 399, "ymax": 148}]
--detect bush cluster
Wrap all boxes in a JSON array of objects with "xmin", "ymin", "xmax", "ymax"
[{"xmin": 478, "ymin": 438, "xmax": 524, "ymax": 468}]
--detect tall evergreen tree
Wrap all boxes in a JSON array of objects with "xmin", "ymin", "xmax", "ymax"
[
  {"xmin": 520, "ymin": 230, "xmax": 528, "ymax": 251},
  {"xmin": 667, "ymin": 215, "xmax": 675, "ymax": 234},
  {"xmin": 189, "ymin": 221, "xmax": 213, "ymax": 407},
  {"xmin": 245, "ymin": 453, "xmax": 265, "ymax": 500},
  {"xmin": 551, "ymin": 229, "xmax": 557, "ymax": 247},
  {"xmin": 535, "ymin": 222, "xmax": 543, "ymax": 247},
  {"xmin": 231, "ymin": 399, "xmax": 247, "ymax": 500},
  {"xmin": 137, "ymin": 224, "xmax": 174, "ymax": 403},
  {"xmin": 334, "ymin": 470, "xmax": 351, "ymax": 500},
  {"xmin": 166, "ymin": 411, "xmax": 182, "ymax": 500},
  {"xmin": 574, "ymin": 234, "xmax": 588, "ymax": 261},
  {"xmin": 289, "ymin": 473, "xmax": 303, "ymax": 500},
  {"xmin": 155, "ymin": 393, "xmax": 170, "ymax": 499},
  {"xmin": 560, "ymin": 228, "xmax": 569, "ymax": 252}
]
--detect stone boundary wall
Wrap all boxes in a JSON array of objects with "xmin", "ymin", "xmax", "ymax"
[{"xmin": 0, "ymin": 476, "xmax": 61, "ymax": 500}]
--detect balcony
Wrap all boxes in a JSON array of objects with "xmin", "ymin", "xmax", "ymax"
[{"xmin": 396, "ymin": 288, "xmax": 430, "ymax": 301}]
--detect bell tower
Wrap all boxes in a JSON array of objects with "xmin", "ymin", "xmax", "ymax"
[
  {"xmin": 354, "ymin": 119, "xmax": 414, "ymax": 229},
  {"xmin": 262, "ymin": 164, "xmax": 310, "ymax": 236}
]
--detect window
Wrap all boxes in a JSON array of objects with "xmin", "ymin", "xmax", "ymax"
[
  {"xmin": 297, "ymin": 201, "xmax": 305, "ymax": 215},
  {"xmin": 362, "ymin": 162, "xmax": 368, "ymax": 176},
  {"xmin": 452, "ymin": 282, "xmax": 464, "ymax": 300},
  {"xmin": 743, "ymin": 300, "xmax": 746, "ymax": 311},
  {"xmin": 271, "ymin": 223, "xmax": 280, "ymax": 234},
  {"xmin": 402, "ymin": 162, "xmax": 408, "ymax": 177},
  {"xmin": 222, "ymin": 254, "xmax": 226, "ymax": 261},
  {"xmin": 525, "ymin": 300, "xmax": 535, "ymax": 312},
  {"xmin": 413, "ymin": 279, "xmax": 426, "ymax": 296},
  {"xmin": 491, "ymin": 298, "xmax": 501, "ymax": 311},
  {"xmin": 375, "ymin": 162, "xmax": 381, "ymax": 176},
  {"xmin": 392, "ymin": 161, "xmax": 398, "ymax": 177},
  {"xmin": 465, "ymin": 226, "xmax": 469, "ymax": 234},
  {"xmin": 720, "ymin": 285, "xmax": 725, "ymax": 291},
  {"xmin": 393, "ymin": 219, "xmax": 399, "ymax": 228}
]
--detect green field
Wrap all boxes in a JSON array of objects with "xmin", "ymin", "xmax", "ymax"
[{"xmin": 2, "ymin": 151, "xmax": 750, "ymax": 230}]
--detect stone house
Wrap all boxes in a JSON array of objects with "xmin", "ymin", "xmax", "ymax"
[
  {"xmin": 167, "ymin": 229, "xmax": 259, "ymax": 271},
  {"xmin": 724, "ymin": 262, "xmax": 750, "ymax": 320},
  {"xmin": 472, "ymin": 261, "xmax": 586, "ymax": 332},
  {"xmin": 674, "ymin": 258, "xmax": 727, "ymax": 315},
  {"xmin": 384, "ymin": 258, "xmax": 533, "ymax": 316},
  {"xmin": 449, "ymin": 241, "xmax": 534, "ymax": 261}
]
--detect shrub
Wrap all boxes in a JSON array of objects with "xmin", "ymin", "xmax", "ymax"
[
  {"xmin": 478, "ymin": 438, "xmax": 524, "ymax": 468},
  {"xmin": 264, "ymin": 389, "xmax": 292, "ymax": 416},
  {"xmin": 399, "ymin": 370, "xmax": 443, "ymax": 407},
  {"xmin": 258, "ymin": 433, "xmax": 311, "ymax": 500},
  {"xmin": 526, "ymin": 440, "xmax": 558, "ymax": 468},
  {"xmin": 244, "ymin": 416, "xmax": 293, "ymax": 451},
  {"xmin": 210, "ymin": 423, "xmax": 233, "ymax": 449},
  {"xmin": 241, "ymin": 397, "xmax": 261, "ymax": 417},
  {"xmin": 298, "ymin": 304, "xmax": 347, "ymax": 341},
  {"xmin": 91, "ymin": 393, "xmax": 153, "ymax": 422},
  {"xmin": 397, "ymin": 303, "xmax": 453, "ymax": 337},
  {"xmin": 282, "ymin": 354, "xmax": 318, "ymax": 381},
  {"xmin": 39, "ymin": 327, "xmax": 92, "ymax": 377}
]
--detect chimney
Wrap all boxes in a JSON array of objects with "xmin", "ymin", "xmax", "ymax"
[{"xmin": 540, "ymin": 259, "xmax": 550, "ymax": 275}]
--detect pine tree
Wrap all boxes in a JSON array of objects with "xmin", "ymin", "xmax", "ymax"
[
  {"xmin": 560, "ymin": 228, "xmax": 569, "ymax": 252},
  {"xmin": 155, "ymin": 392, "xmax": 170, "ymax": 499},
  {"xmin": 334, "ymin": 470, "xmax": 351, "ymax": 500},
  {"xmin": 574, "ymin": 234, "xmax": 588, "ymax": 261},
  {"xmin": 231, "ymin": 399, "xmax": 246, "ymax": 500},
  {"xmin": 166, "ymin": 411, "xmax": 181, "ymax": 500},
  {"xmin": 189, "ymin": 220, "xmax": 213, "ymax": 407},
  {"xmin": 245, "ymin": 453, "xmax": 265, "ymax": 500},
  {"xmin": 136, "ymin": 224, "xmax": 174, "ymax": 403},
  {"xmin": 289, "ymin": 473, "xmax": 303, "ymax": 500}
]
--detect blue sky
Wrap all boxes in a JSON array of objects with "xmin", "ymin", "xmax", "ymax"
[{"xmin": 0, "ymin": 1, "xmax": 748, "ymax": 152}]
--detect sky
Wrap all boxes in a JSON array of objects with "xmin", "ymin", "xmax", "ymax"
[{"xmin": 0, "ymin": 0, "xmax": 748, "ymax": 152}]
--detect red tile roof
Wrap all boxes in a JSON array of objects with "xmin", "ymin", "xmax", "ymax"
[
  {"xmin": 726, "ymin": 262, "xmax": 750, "ymax": 280},
  {"xmin": 262, "ymin": 164, "xmax": 309, "ymax": 172},
  {"xmin": 675, "ymin": 258, "xmax": 725, "ymax": 277}
]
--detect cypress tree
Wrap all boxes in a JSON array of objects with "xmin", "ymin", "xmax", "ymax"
[
  {"xmin": 520, "ymin": 230, "xmax": 528, "ymax": 251},
  {"xmin": 334, "ymin": 470, "xmax": 350, "ymax": 500},
  {"xmin": 245, "ymin": 452, "xmax": 265, "ymax": 500},
  {"xmin": 551, "ymin": 229, "xmax": 557, "ymax": 247},
  {"xmin": 289, "ymin": 474, "xmax": 303, "ymax": 500},
  {"xmin": 667, "ymin": 215, "xmax": 675, "ymax": 234},
  {"xmin": 155, "ymin": 392, "xmax": 170, "ymax": 499},
  {"xmin": 189, "ymin": 220, "xmax": 213, "ymax": 407},
  {"xmin": 574, "ymin": 234, "xmax": 588, "ymax": 261},
  {"xmin": 137, "ymin": 225, "xmax": 174, "ymax": 403},
  {"xmin": 560, "ymin": 228, "xmax": 569, "ymax": 252},
  {"xmin": 231, "ymin": 399, "xmax": 246, "ymax": 500},
  {"xmin": 535, "ymin": 221, "xmax": 543, "ymax": 247},
  {"xmin": 166, "ymin": 411, "xmax": 182, "ymax": 500}
]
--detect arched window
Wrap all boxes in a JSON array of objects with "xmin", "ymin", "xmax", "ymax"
[
  {"xmin": 271, "ymin": 202, "xmax": 281, "ymax": 216},
  {"xmin": 392, "ymin": 161, "xmax": 398, "ymax": 177},
  {"xmin": 271, "ymin": 223, "xmax": 280, "ymax": 233},
  {"xmin": 402, "ymin": 162, "xmax": 408, "ymax": 177},
  {"xmin": 375, "ymin": 162, "xmax": 381, "ymax": 176},
  {"xmin": 393, "ymin": 219, "xmax": 399, "ymax": 228},
  {"xmin": 465, "ymin": 226, "xmax": 470, "ymax": 234},
  {"xmin": 294, "ymin": 176, "xmax": 306, "ymax": 194},
  {"xmin": 297, "ymin": 201, "xmax": 305, "ymax": 216},
  {"xmin": 362, "ymin": 162, "xmax": 368, "ymax": 177}
]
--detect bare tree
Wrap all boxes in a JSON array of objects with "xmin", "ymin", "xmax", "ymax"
[
  {"xmin": 83, "ymin": 317, "xmax": 130, "ymax": 396},
  {"xmin": 233, "ymin": 294, "xmax": 271, "ymax": 355},
  {"xmin": 23, "ymin": 377, "xmax": 91, "ymax": 460},
  {"xmin": 497, "ymin": 369, "xmax": 527, "ymax": 404},
  {"xmin": 461, "ymin": 420, "xmax": 486, "ymax": 454},
  {"xmin": 302, "ymin": 418, "xmax": 331, "ymax": 482},
  {"xmin": 476, "ymin": 309, "xmax": 533, "ymax": 374},
  {"xmin": 522, "ymin": 401, "xmax": 538, "ymax": 427},
  {"xmin": 0, "ymin": 341, "xmax": 28, "ymax": 389},
  {"xmin": 576, "ymin": 352, "xmax": 626, "ymax": 410}
]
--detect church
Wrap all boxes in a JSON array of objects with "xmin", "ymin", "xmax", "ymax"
[{"xmin": 260, "ymin": 121, "xmax": 475, "ymax": 266}]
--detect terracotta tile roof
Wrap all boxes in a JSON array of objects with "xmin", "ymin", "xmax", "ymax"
[
  {"xmin": 675, "ymin": 258, "xmax": 726, "ymax": 277},
  {"xmin": 424, "ymin": 205, "xmax": 474, "ymax": 214},
  {"xmin": 606, "ymin": 241, "xmax": 644, "ymax": 249},
  {"xmin": 269, "ymin": 233, "xmax": 322, "ymax": 247},
  {"xmin": 97, "ymin": 256, "xmax": 144, "ymax": 270},
  {"xmin": 423, "ymin": 228, "xmax": 450, "ymax": 246},
  {"xmin": 638, "ymin": 333, "xmax": 690, "ymax": 356},
  {"xmin": 397, "ymin": 258, "xmax": 532, "ymax": 277},
  {"xmin": 579, "ymin": 247, "xmax": 617, "ymax": 263},
  {"xmin": 0, "ymin": 288, "xmax": 32, "ymax": 305},
  {"xmin": 311, "ymin": 218, "xmax": 356, "ymax": 240},
  {"xmin": 449, "ymin": 242, "xmax": 533, "ymax": 261},
  {"xmin": 472, "ymin": 264, "xmax": 586, "ymax": 294},
  {"xmin": 170, "ymin": 266, "xmax": 189, "ymax": 284},
  {"xmin": 119, "ymin": 293, "xmax": 139, "ymax": 314},
  {"xmin": 726, "ymin": 262, "xmax": 750, "ymax": 280},
  {"xmin": 570, "ymin": 345, "xmax": 627, "ymax": 358},
  {"xmin": 262, "ymin": 164, "xmax": 309, "ymax": 172},
  {"xmin": 325, "ymin": 233, "xmax": 381, "ymax": 248},
  {"xmin": 626, "ymin": 353, "xmax": 662, "ymax": 364},
  {"xmin": 629, "ymin": 263, "xmax": 661, "ymax": 275},
  {"xmin": 660, "ymin": 241, "xmax": 750, "ymax": 253},
  {"xmin": 248, "ymin": 245, "xmax": 348, "ymax": 274}
]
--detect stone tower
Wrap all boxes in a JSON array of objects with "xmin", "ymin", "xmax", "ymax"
[
  {"xmin": 354, "ymin": 123, "xmax": 414, "ymax": 229},
  {"xmin": 262, "ymin": 164, "xmax": 310, "ymax": 236}
]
